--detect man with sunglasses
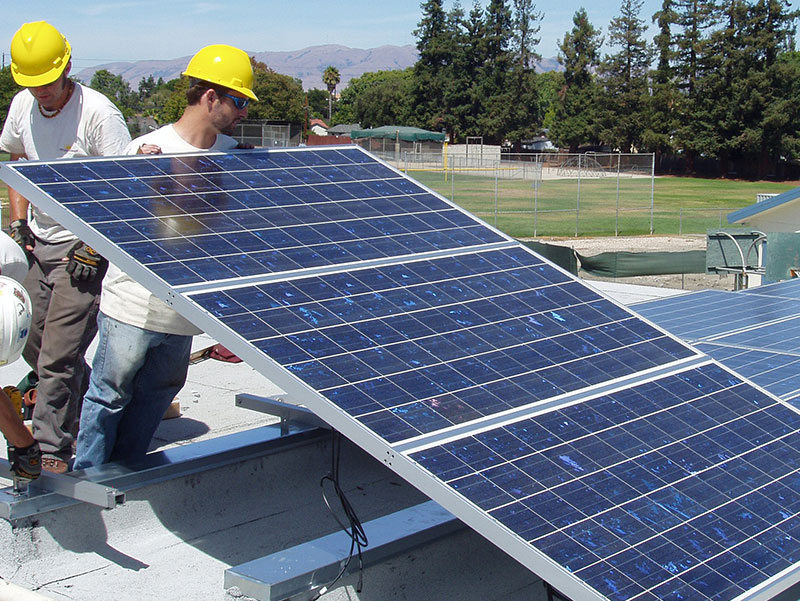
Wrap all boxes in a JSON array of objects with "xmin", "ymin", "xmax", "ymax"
[
  {"xmin": 0, "ymin": 21, "xmax": 131, "ymax": 473},
  {"xmin": 73, "ymin": 44, "xmax": 257, "ymax": 469}
]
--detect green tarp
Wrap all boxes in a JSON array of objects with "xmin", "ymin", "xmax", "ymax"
[
  {"xmin": 350, "ymin": 125, "xmax": 445, "ymax": 142},
  {"xmin": 576, "ymin": 250, "xmax": 707, "ymax": 277},
  {"xmin": 518, "ymin": 240, "xmax": 707, "ymax": 278}
]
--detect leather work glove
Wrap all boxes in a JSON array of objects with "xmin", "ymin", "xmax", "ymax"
[
  {"xmin": 66, "ymin": 242, "xmax": 107, "ymax": 282},
  {"xmin": 9, "ymin": 219, "xmax": 35, "ymax": 251},
  {"xmin": 7, "ymin": 441, "xmax": 41, "ymax": 481}
]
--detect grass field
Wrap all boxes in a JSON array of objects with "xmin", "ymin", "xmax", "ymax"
[
  {"xmin": 0, "ymin": 151, "xmax": 795, "ymax": 237},
  {"xmin": 409, "ymin": 169, "xmax": 795, "ymax": 237}
]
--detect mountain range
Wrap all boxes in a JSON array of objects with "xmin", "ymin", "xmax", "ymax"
[{"xmin": 75, "ymin": 44, "xmax": 561, "ymax": 91}]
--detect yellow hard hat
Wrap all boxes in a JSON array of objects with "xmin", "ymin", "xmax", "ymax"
[
  {"xmin": 10, "ymin": 21, "xmax": 72, "ymax": 87},
  {"xmin": 182, "ymin": 44, "xmax": 258, "ymax": 101}
]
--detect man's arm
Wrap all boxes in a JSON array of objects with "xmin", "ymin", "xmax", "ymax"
[
  {"xmin": 0, "ymin": 387, "xmax": 34, "ymax": 448},
  {"xmin": 7, "ymin": 153, "xmax": 28, "ymax": 222}
]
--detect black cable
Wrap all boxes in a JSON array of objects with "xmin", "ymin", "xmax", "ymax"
[{"xmin": 310, "ymin": 430, "xmax": 368, "ymax": 600}]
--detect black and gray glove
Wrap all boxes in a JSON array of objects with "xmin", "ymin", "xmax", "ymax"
[
  {"xmin": 8, "ymin": 441, "xmax": 41, "ymax": 481},
  {"xmin": 66, "ymin": 242, "xmax": 107, "ymax": 282},
  {"xmin": 9, "ymin": 219, "xmax": 35, "ymax": 250}
]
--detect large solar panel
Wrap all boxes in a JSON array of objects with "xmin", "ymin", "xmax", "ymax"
[
  {"xmin": 4, "ymin": 146, "xmax": 800, "ymax": 601},
  {"xmin": 637, "ymin": 281, "xmax": 800, "ymax": 404}
]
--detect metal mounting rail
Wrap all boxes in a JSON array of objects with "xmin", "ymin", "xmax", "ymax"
[
  {"xmin": 0, "ymin": 465, "xmax": 125, "ymax": 515},
  {"xmin": 0, "ymin": 421, "xmax": 326, "ymax": 522},
  {"xmin": 225, "ymin": 500, "xmax": 464, "ymax": 601}
]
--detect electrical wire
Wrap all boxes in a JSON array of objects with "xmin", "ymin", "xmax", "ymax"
[{"xmin": 310, "ymin": 430, "xmax": 368, "ymax": 600}]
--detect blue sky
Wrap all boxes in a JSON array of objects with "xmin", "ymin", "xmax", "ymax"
[{"xmin": 0, "ymin": 1, "xmax": 796, "ymax": 70}]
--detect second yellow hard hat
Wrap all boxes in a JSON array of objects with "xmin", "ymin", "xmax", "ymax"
[{"xmin": 182, "ymin": 44, "xmax": 258, "ymax": 101}]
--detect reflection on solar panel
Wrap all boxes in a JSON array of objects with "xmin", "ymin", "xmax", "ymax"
[
  {"xmin": 637, "ymin": 280, "xmax": 800, "ymax": 404},
  {"xmin": 4, "ymin": 146, "xmax": 800, "ymax": 601}
]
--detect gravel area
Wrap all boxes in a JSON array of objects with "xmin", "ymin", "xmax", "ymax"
[{"xmin": 530, "ymin": 234, "xmax": 736, "ymax": 292}]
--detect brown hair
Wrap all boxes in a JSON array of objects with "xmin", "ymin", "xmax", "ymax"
[{"xmin": 186, "ymin": 78, "xmax": 230, "ymax": 105}]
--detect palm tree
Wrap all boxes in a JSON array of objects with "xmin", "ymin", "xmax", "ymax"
[{"xmin": 322, "ymin": 66, "xmax": 340, "ymax": 121}]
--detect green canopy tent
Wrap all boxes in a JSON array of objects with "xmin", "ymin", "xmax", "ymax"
[{"xmin": 350, "ymin": 125, "xmax": 445, "ymax": 142}]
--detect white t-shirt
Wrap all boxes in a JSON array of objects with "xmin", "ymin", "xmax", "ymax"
[
  {"xmin": 0, "ymin": 83, "xmax": 131, "ymax": 243},
  {"xmin": 0, "ymin": 231, "xmax": 29, "ymax": 284},
  {"xmin": 100, "ymin": 124, "xmax": 238, "ymax": 335}
]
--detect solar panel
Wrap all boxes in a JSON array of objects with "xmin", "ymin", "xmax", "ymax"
[
  {"xmin": 5, "ymin": 146, "xmax": 800, "ymax": 601},
  {"xmin": 637, "ymin": 281, "xmax": 800, "ymax": 404}
]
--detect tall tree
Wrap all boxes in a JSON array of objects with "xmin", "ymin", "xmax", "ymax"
[
  {"xmin": 549, "ymin": 8, "xmax": 603, "ymax": 151},
  {"xmin": 475, "ymin": 0, "xmax": 515, "ymax": 142},
  {"xmin": 505, "ymin": 0, "xmax": 544, "ymax": 141},
  {"xmin": 641, "ymin": 0, "xmax": 680, "ymax": 159},
  {"xmin": 597, "ymin": 0, "xmax": 652, "ymax": 151},
  {"xmin": 455, "ymin": 1, "xmax": 488, "ymax": 139},
  {"xmin": 412, "ymin": 0, "xmax": 451, "ymax": 129},
  {"xmin": 669, "ymin": 0, "xmax": 717, "ymax": 166},
  {"xmin": 322, "ymin": 65, "xmax": 340, "ymax": 121}
]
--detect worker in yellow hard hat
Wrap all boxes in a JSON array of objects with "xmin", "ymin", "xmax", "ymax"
[
  {"xmin": 0, "ymin": 21, "xmax": 131, "ymax": 474},
  {"xmin": 73, "ymin": 44, "xmax": 256, "ymax": 470}
]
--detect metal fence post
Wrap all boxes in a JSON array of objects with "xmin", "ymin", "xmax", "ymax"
[
  {"xmin": 615, "ymin": 153, "xmax": 621, "ymax": 236},
  {"xmin": 494, "ymin": 162, "xmax": 499, "ymax": 227},
  {"xmin": 650, "ymin": 152, "xmax": 655, "ymax": 234},
  {"xmin": 576, "ymin": 153, "xmax": 581, "ymax": 237}
]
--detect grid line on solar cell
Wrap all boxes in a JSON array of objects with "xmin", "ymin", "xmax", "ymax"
[{"xmin": 411, "ymin": 364, "xmax": 800, "ymax": 601}]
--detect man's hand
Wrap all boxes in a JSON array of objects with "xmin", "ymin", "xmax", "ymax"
[
  {"xmin": 8, "ymin": 441, "xmax": 41, "ymax": 481},
  {"xmin": 9, "ymin": 219, "xmax": 35, "ymax": 251},
  {"xmin": 65, "ymin": 242, "xmax": 107, "ymax": 282},
  {"xmin": 137, "ymin": 144, "xmax": 162, "ymax": 155}
]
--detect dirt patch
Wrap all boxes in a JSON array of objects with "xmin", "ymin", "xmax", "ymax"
[{"xmin": 531, "ymin": 234, "xmax": 735, "ymax": 292}]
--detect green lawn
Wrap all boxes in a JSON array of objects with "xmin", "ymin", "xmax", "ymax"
[{"xmin": 409, "ymin": 169, "xmax": 795, "ymax": 237}]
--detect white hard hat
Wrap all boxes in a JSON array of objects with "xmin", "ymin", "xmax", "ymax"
[{"xmin": 0, "ymin": 276, "xmax": 31, "ymax": 367}]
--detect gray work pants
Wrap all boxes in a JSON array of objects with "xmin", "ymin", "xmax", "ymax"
[{"xmin": 22, "ymin": 238, "xmax": 102, "ymax": 460}]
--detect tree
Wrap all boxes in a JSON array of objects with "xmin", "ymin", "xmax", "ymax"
[
  {"xmin": 412, "ymin": 0, "xmax": 452, "ymax": 130},
  {"xmin": 505, "ymin": 0, "xmax": 544, "ymax": 142},
  {"xmin": 90, "ymin": 69, "xmax": 135, "ymax": 117},
  {"xmin": 475, "ymin": 0, "xmax": 515, "ymax": 142},
  {"xmin": 336, "ymin": 69, "xmax": 414, "ymax": 127},
  {"xmin": 322, "ymin": 65, "xmax": 340, "ymax": 121},
  {"xmin": 597, "ymin": 0, "xmax": 652, "ymax": 151},
  {"xmin": 0, "ymin": 67, "xmax": 21, "ymax": 127},
  {"xmin": 549, "ymin": 8, "xmax": 603, "ymax": 151},
  {"xmin": 306, "ymin": 89, "xmax": 329, "ymax": 119},
  {"xmin": 158, "ymin": 76, "xmax": 189, "ymax": 124},
  {"xmin": 249, "ymin": 59, "xmax": 305, "ymax": 122},
  {"xmin": 641, "ymin": 0, "xmax": 680, "ymax": 159}
]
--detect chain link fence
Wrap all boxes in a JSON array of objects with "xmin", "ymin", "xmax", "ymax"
[{"xmin": 373, "ymin": 150, "xmax": 657, "ymax": 238}]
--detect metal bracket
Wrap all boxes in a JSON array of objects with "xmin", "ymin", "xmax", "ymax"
[
  {"xmin": 0, "ymin": 461, "xmax": 125, "ymax": 517},
  {"xmin": 236, "ymin": 393, "xmax": 331, "ymax": 434}
]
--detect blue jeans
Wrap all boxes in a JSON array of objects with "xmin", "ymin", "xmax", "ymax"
[{"xmin": 73, "ymin": 312, "xmax": 192, "ymax": 469}]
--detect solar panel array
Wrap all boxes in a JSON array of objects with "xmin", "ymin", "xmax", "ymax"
[
  {"xmin": 4, "ymin": 146, "xmax": 800, "ymax": 601},
  {"xmin": 636, "ymin": 280, "xmax": 800, "ymax": 404}
]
